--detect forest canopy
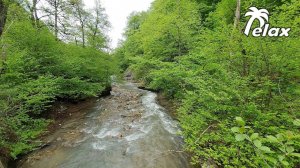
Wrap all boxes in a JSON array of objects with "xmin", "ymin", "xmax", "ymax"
[
  {"xmin": 0, "ymin": 0, "xmax": 116, "ymax": 159},
  {"xmin": 115, "ymin": 0, "xmax": 300, "ymax": 167},
  {"xmin": 0, "ymin": 0, "xmax": 299, "ymax": 167}
]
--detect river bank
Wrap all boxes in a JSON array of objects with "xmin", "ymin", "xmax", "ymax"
[
  {"xmin": 7, "ymin": 99, "xmax": 99, "ymax": 168},
  {"xmin": 12, "ymin": 81, "xmax": 191, "ymax": 168}
]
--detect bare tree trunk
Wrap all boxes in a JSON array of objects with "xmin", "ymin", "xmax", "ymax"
[
  {"xmin": 0, "ymin": 0, "xmax": 8, "ymax": 37},
  {"xmin": 54, "ymin": 0, "xmax": 58, "ymax": 39},
  {"xmin": 81, "ymin": 22, "xmax": 85, "ymax": 47},
  {"xmin": 31, "ymin": 0, "xmax": 39, "ymax": 26},
  {"xmin": 176, "ymin": 0, "xmax": 182, "ymax": 57},
  {"xmin": 75, "ymin": 3, "xmax": 85, "ymax": 47},
  {"xmin": 233, "ymin": 0, "xmax": 241, "ymax": 29},
  {"xmin": 75, "ymin": 37, "xmax": 78, "ymax": 45}
]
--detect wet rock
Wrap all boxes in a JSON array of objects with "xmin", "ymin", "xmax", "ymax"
[{"xmin": 120, "ymin": 112, "xmax": 142, "ymax": 118}]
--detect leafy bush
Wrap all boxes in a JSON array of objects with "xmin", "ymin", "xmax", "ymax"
[
  {"xmin": 0, "ymin": 4, "xmax": 116, "ymax": 158},
  {"xmin": 119, "ymin": 0, "xmax": 300, "ymax": 167},
  {"xmin": 232, "ymin": 117, "xmax": 300, "ymax": 167}
]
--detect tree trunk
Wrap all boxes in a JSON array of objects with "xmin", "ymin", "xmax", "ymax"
[
  {"xmin": 54, "ymin": 0, "xmax": 58, "ymax": 39},
  {"xmin": 75, "ymin": 3, "xmax": 85, "ymax": 47},
  {"xmin": 233, "ymin": 0, "xmax": 241, "ymax": 29},
  {"xmin": 81, "ymin": 22, "xmax": 85, "ymax": 47},
  {"xmin": 0, "ymin": 0, "xmax": 8, "ymax": 37},
  {"xmin": 31, "ymin": 0, "xmax": 39, "ymax": 26}
]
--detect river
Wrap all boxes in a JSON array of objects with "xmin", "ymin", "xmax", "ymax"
[{"xmin": 17, "ymin": 82, "xmax": 191, "ymax": 168}]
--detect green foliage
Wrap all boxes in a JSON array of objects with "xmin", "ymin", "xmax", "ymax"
[
  {"xmin": 0, "ymin": 4, "xmax": 116, "ymax": 158},
  {"xmin": 118, "ymin": 0, "xmax": 300, "ymax": 167},
  {"xmin": 232, "ymin": 117, "xmax": 300, "ymax": 167}
]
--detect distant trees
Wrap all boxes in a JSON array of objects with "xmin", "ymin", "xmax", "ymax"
[{"xmin": 9, "ymin": 0, "xmax": 110, "ymax": 49}]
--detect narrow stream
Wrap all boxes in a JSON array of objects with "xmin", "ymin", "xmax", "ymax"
[{"xmin": 18, "ymin": 82, "xmax": 191, "ymax": 168}]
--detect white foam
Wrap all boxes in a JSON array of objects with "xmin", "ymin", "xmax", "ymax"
[
  {"xmin": 125, "ymin": 132, "xmax": 144, "ymax": 141},
  {"xmin": 140, "ymin": 124, "xmax": 153, "ymax": 134},
  {"xmin": 94, "ymin": 128, "xmax": 121, "ymax": 139},
  {"xmin": 92, "ymin": 142, "xmax": 107, "ymax": 150},
  {"xmin": 81, "ymin": 127, "xmax": 94, "ymax": 134},
  {"xmin": 141, "ymin": 92, "xmax": 180, "ymax": 135}
]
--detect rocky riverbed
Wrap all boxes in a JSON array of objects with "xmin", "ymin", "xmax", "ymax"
[{"xmin": 16, "ymin": 82, "xmax": 191, "ymax": 168}]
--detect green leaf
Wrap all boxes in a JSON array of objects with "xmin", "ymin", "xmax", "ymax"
[
  {"xmin": 266, "ymin": 135, "xmax": 278, "ymax": 143},
  {"xmin": 250, "ymin": 133, "xmax": 259, "ymax": 140},
  {"xmin": 280, "ymin": 160, "xmax": 289, "ymax": 166},
  {"xmin": 235, "ymin": 134, "xmax": 247, "ymax": 141},
  {"xmin": 286, "ymin": 146, "xmax": 294, "ymax": 153},
  {"xmin": 231, "ymin": 127, "xmax": 240, "ymax": 133},
  {"xmin": 279, "ymin": 147, "xmax": 286, "ymax": 153},
  {"xmin": 276, "ymin": 133, "xmax": 284, "ymax": 142},
  {"xmin": 239, "ymin": 127, "xmax": 246, "ymax": 133},
  {"xmin": 278, "ymin": 155, "xmax": 285, "ymax": 161},
  {"xmin": 265, "ymin": 156, "xmax": 277, "ymax": 164},
  {"xmin": 290, "ymin": 153, "xmax": 300, "ymax": 158},
  {"xmin": 259, "ymin": 146, "xmax": 273, "ymax": 153},
  {"xmin": 253, "ymin": 140, "xmax": 262, "ymax": 148},
  {"xmin": 235, "ymin": 117, "xmax": 245, "ymax": 126},
  {"xmin": 293, "ymin": 119, "xmax": 300, "ymax": 126}
]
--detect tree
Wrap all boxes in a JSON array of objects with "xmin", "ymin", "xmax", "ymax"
[
  {"xmin": 0, "ymin": 1, "xmax": 116, "ymax": 159},
  {"xmin": 119, "ymin": 0, "xmax": 300, "ymax": 167},
  {"xmin": 69, "ymin": 0, "xmax": 88, "ymax": 47},
  {"xmin": 233, "ymin": 0, "xmax": 240, "ymax": 29},
  {"xmin": 0, "ymin": 0, "xmax": 8, "ymax": 37},
  {"xmin": 86, "ymin": 0, "xmax": 110, "ymax": 50},
  {"xmin": 42, "ymin": 0, "xmax": 69, "ymax": 39},
  {"xmin": 21, "ymin": 0, "xmax": 41, "ymax": 26}
]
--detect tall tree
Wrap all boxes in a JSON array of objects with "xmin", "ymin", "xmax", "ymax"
[
  {"xmin": 69, "ymin": 0, "xmax": 88, "ymax": 47},
  {"xmin": 233, "ymin": 0, "xmax": 241, "ymax": 29},
  {"xmin": 23, "ymin": 0, "xmax": 41, "ymax": 26},
  {"xmin": 0, "ymin": 0, "xmax": 8, "ymax": 37},
  {"xmin": 86, "ymin": 0, "xmax": 110, "ymax": 50},
  {"xmin": 42, "ymin": 0, "xmax": 68, "ymax": 39}
]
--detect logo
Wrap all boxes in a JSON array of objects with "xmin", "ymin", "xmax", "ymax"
[{"xmin": 244, "ymin": 7, "xmax": 290, "ymax": 37}]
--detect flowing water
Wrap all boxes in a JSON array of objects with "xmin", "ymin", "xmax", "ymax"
[{"xmin": 18, "ymin": 82, "xmax": 191, "ymax": 168}]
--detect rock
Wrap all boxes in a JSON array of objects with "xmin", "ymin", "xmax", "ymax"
[{"xmin": 120, "ymin": 112, "xmax": 142, "ymax": 118}]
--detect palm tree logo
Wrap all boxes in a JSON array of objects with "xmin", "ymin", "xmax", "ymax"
[{"xmin": 244, "ymin": 7, "xmax": 269, "ymax": 36}]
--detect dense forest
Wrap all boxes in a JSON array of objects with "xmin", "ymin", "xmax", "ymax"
[
  {"xmin": 0, "ymin": 0, "xmax": 116, "ymax": 160},
  {"xmin": 115, "ymin": 0, "xmax": 300, "ymax": 167},
  {"xmin": 0, "ymin": 0, "xmax": 299, "ymax": 167}
]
